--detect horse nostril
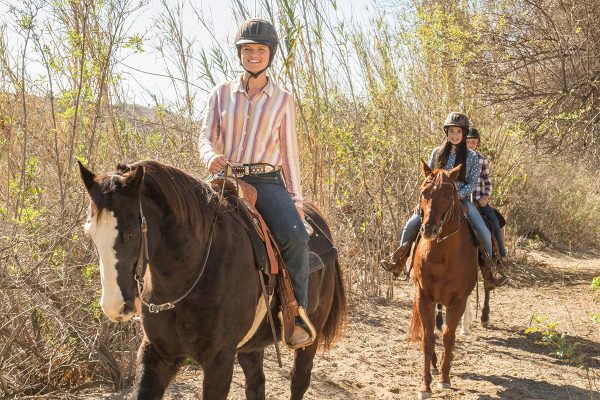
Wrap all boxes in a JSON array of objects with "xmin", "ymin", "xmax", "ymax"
[{"xmin": 121, "ymin": 301, "xmax": 135, "ymax": 315}]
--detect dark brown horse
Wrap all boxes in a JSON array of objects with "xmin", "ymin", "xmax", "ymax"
[
  {"xmin": 78, "ymin": 160, "xmax": 346, "ymax": 400},
  {"xmin": 408, "ymin": 160, "xmax": 477, "ymax": 399}
]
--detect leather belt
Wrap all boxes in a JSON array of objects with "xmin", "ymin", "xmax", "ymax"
[{"xmin": 230, "ymin": 163, "xmax": 281, "ymax": 176}]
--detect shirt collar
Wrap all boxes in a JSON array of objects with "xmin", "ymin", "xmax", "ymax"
[{"xmin": 231, "ymin": 74, "xmax": 275, "ymax": 97}]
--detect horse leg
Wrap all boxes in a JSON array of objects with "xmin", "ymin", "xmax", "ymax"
[
  {"xmin": 439, "ymin": 300, "xmax": 467, "ymax": 389},
  {"xmin": 417, "ymin": 292, "xmax": 436, "ymax": 399},
  {"xmin": 290, "ymin": 339, "xmax": 319, "ymax": 400},
  {"xmin": 201, "ymin": 348, "xmax": 236, "ymax": 400},
  {"xmin": 433, "ymin": 303, "xmax": 443, "ymax": 374},
  {"xmin": 238, "ymin": 350, "xmax": 266, "ymax": 400},
  {"xmin": 481, "ymin": 288, "xmax": 491, "ymax": 328},
  {"xmin": 435, "ymin": 303, "xmax": 443, "ymax": 331},
  {"xmin": 431, "ymin": 350, "xmax": 439, "ymax": 376},
  {"xmin": 134, "ymin": 339, "xmax": 182, "ymax": 400},
  {"xmin": 460, "ymin": 294, "xmax": 472, "ymax": 335}
]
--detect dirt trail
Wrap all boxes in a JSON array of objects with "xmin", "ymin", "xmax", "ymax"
[{"xmin": 82, "ymin": 248, "xmax": 599, "ymax": 399}]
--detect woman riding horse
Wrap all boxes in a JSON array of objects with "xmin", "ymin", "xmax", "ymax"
[{"xmin": 198, "ymin": 18, "xmax": 312, "ymax": 348}]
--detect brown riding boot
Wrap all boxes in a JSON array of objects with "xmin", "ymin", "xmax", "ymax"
[
  {"xmin": 491, "ymin": 260, "xmax": 509, "ymax": 287},
  {"xmin": 289, "ymin": 325, "xmax": 311, "ymax": 349},
  {"xmin": 380, "ymin": 241, "xmax": 412, "ymax": 274},
  {"xmin": 480, "ymin": 255, "xmax": 508, "ymax": 290}
]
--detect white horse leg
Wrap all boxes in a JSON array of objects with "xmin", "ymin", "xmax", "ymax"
[{"xmin": 460, "ymin": 294, "xmax": 472, "ymax": 336}]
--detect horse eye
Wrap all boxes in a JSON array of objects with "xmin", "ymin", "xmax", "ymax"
[{"xmin": 127, "ymin": 231, "xmax": 136, "ymax": 241}]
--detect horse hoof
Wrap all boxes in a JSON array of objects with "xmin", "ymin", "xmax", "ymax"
[
  {"xmin": 417, "ymin": 391, "xmax": 432, "ymax": 399},
  {"xmin": 436, "ymin": 382, "xmax": 451, "ymax": 389},
  {"xmin": 481, "ymin": 320, "xmax": 490, "ymax": 328},
  {"xmin": 460, "ymin": 329, "xmax": 471, "ymax": 336},
  {"xmin": 431, "ymin": 368, "xmax": 439, "ymax": 376}
]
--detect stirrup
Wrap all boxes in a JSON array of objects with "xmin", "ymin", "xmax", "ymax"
[
  {"xmin": 491, "ymin": 268, "xmax": 509, "ymax": 287},
  {"xmin": 278, "ymin": 307, "xmax": 317, "ymax": 350},
  {"xmin": 480, "ymin": 264, "xmax": 497, "ymax": 290}
]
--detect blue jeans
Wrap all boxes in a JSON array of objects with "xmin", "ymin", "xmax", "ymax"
[
  {"xmin": 400, "ymin": 199, "xmax": 493, "ymax": 257},
  {"xmin": 240, "ymin": 171, "xmax": 309, "ymax": 309},
  {"xmin": 480, "ymin": 204, "xmax": 506, "ymax": 257}
]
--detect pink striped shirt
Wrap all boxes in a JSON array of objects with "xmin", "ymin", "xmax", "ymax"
[{"xmin": 198, "ymin": 75, "xmax": 303, "ymax": 205}]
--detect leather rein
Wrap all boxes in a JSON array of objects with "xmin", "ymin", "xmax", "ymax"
[
  {"xmin": 134, "ymin": 198, "xmax": 218, "ymax": 313},
  {"xmin": 420, "ymin": 180, "xmax": 461, "ymax": 243}
]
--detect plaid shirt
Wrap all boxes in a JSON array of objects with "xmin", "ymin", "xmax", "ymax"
[{"xmin": 473, "ymin": 152, "xmax": 492, "ymax": 200}]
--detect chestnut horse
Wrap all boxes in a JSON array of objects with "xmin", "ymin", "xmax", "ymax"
[
  {"xmin": 78, "ymin": 160, "xmax": 346, "ymax": 400},
  {"xmin": 408, "ymin": 160, "xmax": 477, "ymax": 399}
]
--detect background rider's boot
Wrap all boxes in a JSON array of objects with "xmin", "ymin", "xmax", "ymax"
[
  {"xmin": 380, "ymin": 242, "xmax": 412, "ymax": 272},
  {"xmin": 480, "ymin": 264, "xmax": 496, "ymax": 290},
  {"xmin": 480, "ymin": 255, "xmax": 507, "ymax": 289},
  {"xmin": 490, "ymin": 263, "xmax": 509, "ymax": 287}
]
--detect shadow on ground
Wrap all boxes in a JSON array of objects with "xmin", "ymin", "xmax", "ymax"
[
  {"xmin": 508, "ymin": 249, "xmax": 598, "ymax": 287},
  {"xmin": 481, "ymin": 327, "xmax": 600, "ymax": 368},
  {"xmin": 459, "ymin": 373, "xmax": 598, "ymax": 400}
]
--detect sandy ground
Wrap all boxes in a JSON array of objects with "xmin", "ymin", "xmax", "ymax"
[{"xmin": 79, "ymin": 248, "xmax": 599, "ymax": 400}]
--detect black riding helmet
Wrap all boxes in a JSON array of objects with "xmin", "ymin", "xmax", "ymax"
[
  {"xmin": 467, "ymin": 127, "xmax": 480, "ymax": 140},
  {"xmin": 235, "ymin": 18, "xmax": 279, "ymax": 75},
  {"xmin": 443, "ymin": 112, "xmax": 470, "ymax": 136}
]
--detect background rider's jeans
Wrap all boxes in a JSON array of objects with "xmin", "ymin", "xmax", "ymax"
[
  {"xmin": 480, "ymin": 204, "xmax": 507, "ymax": 257},
  {"xmin": 400, "ymin": 199, "xmax": 493, "ymax": 257},
  {"xmin": 240, "ymin": 171, "xmax": 309, "ymax": 309}
]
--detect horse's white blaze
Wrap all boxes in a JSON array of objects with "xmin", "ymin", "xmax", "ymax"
[{"xmin": 87, "ymin": 208, "xmax": 126, "ymax": 321}]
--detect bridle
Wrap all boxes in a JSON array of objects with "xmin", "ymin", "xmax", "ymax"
[
  {"xmin": 419, "ymin": 179, "xmax": 460, "ymax": 243},
  {"xmin": 134, "ymin": 198, "xmax": 218, "ymax": 313}
]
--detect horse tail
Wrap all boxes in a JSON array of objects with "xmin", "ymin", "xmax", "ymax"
[
  {"xmin": 320, "ymin": 258, "xmax": 347, "ymax": 350},
  {"xmin": 409, "ymin": 292, "xmax": 423, "ymax": 342}
]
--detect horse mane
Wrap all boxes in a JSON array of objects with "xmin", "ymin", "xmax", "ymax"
[{"xmin": 125, "ymin": 161, "xmax": 230, "ymax": 235}]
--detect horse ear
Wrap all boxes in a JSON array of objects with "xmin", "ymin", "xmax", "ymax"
[
  {"xmin": 78, "ymin": 160, "xmax": 96, "ymax": 193},
  {"xmin": 449, "ymin": 164, "xmax": 462, "ymax": 181},
  {"xmin": 122, "ymin": 164, "xmax": 144, "ymax": 193},
  {"xmin": 420, "ymin": 159, "xmax": 433, "ymax": 177}
]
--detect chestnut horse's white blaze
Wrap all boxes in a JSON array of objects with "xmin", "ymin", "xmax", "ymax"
[{"xmin": 84, "ymin": 206, "xmax": 126, "ymax": 322}]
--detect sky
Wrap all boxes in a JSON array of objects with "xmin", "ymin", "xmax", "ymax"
[{"xmin": 0, "ymin": 0, "xmax": 375, "ymax": 116}]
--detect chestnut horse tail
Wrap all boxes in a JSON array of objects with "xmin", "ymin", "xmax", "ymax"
[
  {"xmin": 319, "ymin": 259, "xmax": 347, "ymax": 350},
  {"xmin": 409, "ymin": 292, "xmax": 423, "ymax": 342}
]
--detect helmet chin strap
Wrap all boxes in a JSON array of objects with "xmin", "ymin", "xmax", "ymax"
[{"xmin": 243, "ymin": 66, "xmax": 269, "ymax": 93}]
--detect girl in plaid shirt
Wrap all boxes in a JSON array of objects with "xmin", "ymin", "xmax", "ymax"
[{"xmin": 467, "ymin": 128, "xmax": 507, "ymax": 258}]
